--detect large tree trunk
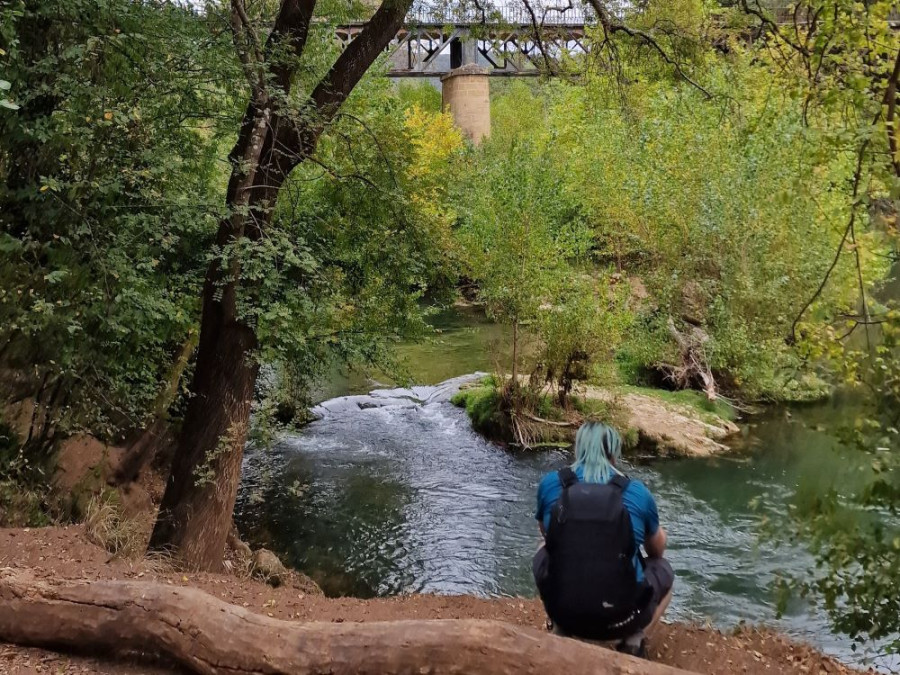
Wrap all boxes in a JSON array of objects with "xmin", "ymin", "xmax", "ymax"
[
  {"xmin": 0, "ymin": 570, "xmax": 697, "ymax": 675},
  {"xmin": 148, "ymin": 0, "xmax": 415, "ymax": 570},
  {"xmin": 147, "ymin": 276, "xmax": 259, "ymax": 567}
]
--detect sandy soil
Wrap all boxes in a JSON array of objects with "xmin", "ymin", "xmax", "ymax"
[
  {"xmin": 0, "ymin": 526, "xmax": 875, "ymax": 675},
  {"xmin": 579, "ymin": 386, "xmax": 740, "ymax": 456}
]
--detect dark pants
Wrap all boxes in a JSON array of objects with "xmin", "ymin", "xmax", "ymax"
[
  {"xmin": 637, "ymin": 557, "xmax": 674, "ymax": 629},
  {"xmin": 533, "ymin": 547, "xmax": 674, "ymax": 637}
]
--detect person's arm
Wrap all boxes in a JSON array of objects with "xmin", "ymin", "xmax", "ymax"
[
  {"xmin": 640, "ymin": 483, "xmax": 666, "ymax": 558},
  {"xmin": 535, "ymin": 475, "xmax": 549, "ymax": 538},
  {"xmin": 645, "ymin": 526, "xmax": 667, "ymax": 558}
]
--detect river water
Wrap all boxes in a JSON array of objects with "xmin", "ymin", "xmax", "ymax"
[{"xmin": 235, "ymin": 307, "xmax": 893, "ymax": 669}]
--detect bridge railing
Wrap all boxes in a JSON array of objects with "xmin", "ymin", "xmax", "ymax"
[
  {"xmin": 404, "ymin": 1, "xmax": 606, "ymax": 25},
  {"xmin": 743, "ymin": 1, "xmax": 900, "ymax": 25}
]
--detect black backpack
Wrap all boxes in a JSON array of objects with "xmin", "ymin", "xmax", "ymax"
[{"xmin": 539, "ymin": 468, "xmax": 650, "ymax": 640}]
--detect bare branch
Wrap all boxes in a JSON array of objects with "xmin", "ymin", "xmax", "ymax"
[
  {"xmin": 232, "ymin": 0, "xmax": 264, "ymax": 64},
  {"xmin": 267, "ymin": 0, "xmax": 318, "ymax": 92},
  {"xmin": 230, "ymin": 0, "xmax": 267, "ymax": 96},
  {"xmin": 738, "ymin": 0, "xmax": 809, "ymax": 56},
  {"xmin": 520, "ymin": 0, "xmax": 556, "ymax": 74},
  {"xmin": 583, "ymin": 0, "xmax": 711, "ymax": 98},
  {"xmin": 849, "ymin": 217, "xmax": 873, "ymax": 355},
  {"xmin": 789, "ymin": 137, "xmax": 870, "ymax": 344}
]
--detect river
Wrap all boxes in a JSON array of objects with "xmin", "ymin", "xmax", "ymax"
[{"xmin": 235, "ymin": 306, "xmax": 894, "ymax": 670}]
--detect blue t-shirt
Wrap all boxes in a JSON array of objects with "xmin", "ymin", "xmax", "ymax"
[{"xmin": 535, "ymin": 466, "xmax": 660, "ymax": 582}]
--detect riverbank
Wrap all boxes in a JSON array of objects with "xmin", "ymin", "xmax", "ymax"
[
  {"xmin": 0, "ymin": 525, "xmax": 873, "ymax": 675},
  {"xmin": 452, "ymin": 377, "xmax": 740, "ymax": 456}
]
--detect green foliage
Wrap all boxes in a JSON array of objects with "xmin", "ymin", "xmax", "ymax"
[
  {"xmin": 469, "ymin": 62, "xmax": 880, "ymax": 401},
  {"xmin": 451, "ymin": 384, "xmax": 504, "ymax": 436},
  {"xmin": 720, "ymin": 0, "xmax": 900, "ymax": 651},
  {"xmin": 573, "ymin": 65, "xmax": 871, "ymax": 399},
  {"xmin": 776, "ymin": 309, "xmax": 900, "ymax": 653},
  {"xmin": 454, "ymin": 82, "xmax": 616, "ymax": 397},
  {"xmin": 455, "ymin": 95, "xmax": 581, "ymax": 334},
  {"xmin": 533, "ymin": 273, "xmax": 632, "ymax": 403},
  {"xmin": 396, "ymin": 82, "xmax": 442, "ymax": 114},
  {"xmin": 242, "ymin": 81, "xmax": 463, "ymax": 422},
  {"xmin": 0, "ymin": 0, "xmax": 236, "ymax": 440},
  {"xmin": 0, "ymin": 0, "xmax": 464, "ymax": 452}
]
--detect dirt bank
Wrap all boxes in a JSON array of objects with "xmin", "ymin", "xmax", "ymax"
[
  {"xmin": 581, "ymin": 386, "xmax": 740, "ymax": 457},
  {"xmin": 0, "ymin": 526, "xmax": 872, "ymax": 675}
]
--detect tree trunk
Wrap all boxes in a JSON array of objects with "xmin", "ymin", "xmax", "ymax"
[
  {"xmin": 147, "ymin": 273, "xmax": 258, "ymax": 568},
  {"xmin": 0, "ymin": 570, "xmax": 697, "ymax": 675},
  {"xmin": 109, "ymin": 417, "xmax": 171, "ymax": 486}
]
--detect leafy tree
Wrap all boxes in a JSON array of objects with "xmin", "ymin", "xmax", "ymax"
[
  {"xmin": 0, "ymin": 0, "xmax": 232, "ymax": 456},
  {"xmin": 478, "ymin": 66, "xmax": 876, "ymax": 401},
  {"xmin": 455, "ymin": 85, "xmax": 587, "ymax": 391},
  {"xmin": 728, "ymin": 0, "xmax": 900, "ymax": 652},
  {"xmin": 533, "ymin": 276, "xmax": 632, "ymax": 407},
  {"xmin": 1, "ymin": 0, "xmax": 462, "ymax": 569},
  {"xmin": 566, "ymin": 65, "xmax": 871, "ymax": 398},
  {"xmin": 767, "ymin": 309, "xmax": 900, "ymax": 655},
  {"xmin": 247, "ymin": 89, "xmax": 463, "ymax": 423}
]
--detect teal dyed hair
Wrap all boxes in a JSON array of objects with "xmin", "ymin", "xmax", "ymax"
[{"xmin": 572, "ymin": 422, "xmax": 622, "ymax": 483}]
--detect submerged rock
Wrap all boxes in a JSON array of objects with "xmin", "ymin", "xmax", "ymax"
[{"xmin": 250, "ymin": 547, "xmax": 323, "ymax": 595}]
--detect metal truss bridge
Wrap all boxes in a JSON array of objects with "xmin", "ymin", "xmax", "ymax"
[
  {"xmin": 336, "ymin": 1, "xmax": 882, "ymax": 78},
  {"xmin": 337, "ymin": 2, "xmax": 603, "ymax": 77}
]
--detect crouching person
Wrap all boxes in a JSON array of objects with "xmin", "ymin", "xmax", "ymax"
[{"xmin": 533, "ymin": 422, "xmax": 674, "ymax": 657}]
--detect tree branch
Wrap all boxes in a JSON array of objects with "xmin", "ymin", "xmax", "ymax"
[
  {"xmin": 310, "ymin": 0, "xmax": 414, "ymax": 120},
  {"xmin": 738, "ymin": 0, "xmax": 809, "ymax": 56},
  {"xmin": 520, "ymin": 0, "xmax": 556, "ymax": 74},
  {"xmin": 788, "ymin": 136, "xmax": 870, "ymax": 344},
  {"xmin": 582, "ymin": 0, "xmax": 710, "ymax": 98}
]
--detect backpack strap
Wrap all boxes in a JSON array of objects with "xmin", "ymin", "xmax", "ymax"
[
  {"xmin": 556, "ymin": 468, "xmax": 578, "ymax": 524},
  {"xmin": 558, "ymin": 467, "xmax": 578, "ymax": 489},
  {"xmin": 608, "ymin": 474, "xmax": 630, "ymax": 491},
  {"xmin": 607, "ymin": 473, "xmax": 643, "ymax": 568}
]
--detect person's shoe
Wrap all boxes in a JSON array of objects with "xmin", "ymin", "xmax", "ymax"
[{"xmin": 616, "ymin": 637, "xmax": 648, "ymax": 659}]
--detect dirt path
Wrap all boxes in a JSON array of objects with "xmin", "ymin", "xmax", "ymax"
[{"xmin": 0, "ymin": 526, "xmax": 873, "ymax": 675}]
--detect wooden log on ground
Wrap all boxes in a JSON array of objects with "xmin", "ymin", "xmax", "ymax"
[{"xmin": 0, "ymin": 569, "xmax": 698, "ymax": 675}]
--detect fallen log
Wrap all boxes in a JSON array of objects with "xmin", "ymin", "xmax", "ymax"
[{"xmin": 0, "ymin": 569, "xmax": 698, "ymax": 675}]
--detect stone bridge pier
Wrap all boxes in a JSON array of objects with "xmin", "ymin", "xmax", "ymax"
[
  {"xmin": 441, "ymin": 62, "xmax": 490, "ymax": 144},
  {"xmin": 440, "ymin": 31, "xmax": 490, "ymax": 144}
]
